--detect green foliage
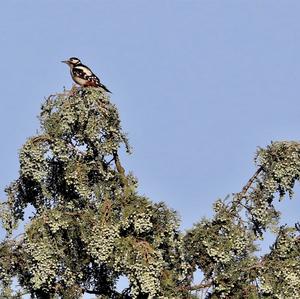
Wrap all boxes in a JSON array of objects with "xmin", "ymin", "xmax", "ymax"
[
  {"xmin": 185, "ymin": 141, "xmax": 300, "ymax": 298},
  {"xmin": 0, "ymin": 89, "xmax": 299, "ymax": 298},
  {"xmin": 0, "ymin": 89, "xmax": 189, "ymax": 298},
  {"xmin": 259, "ymin": 226, "xmax": 300, "ymax": 298}
]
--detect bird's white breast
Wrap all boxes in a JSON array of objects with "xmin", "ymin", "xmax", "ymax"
[{"xmin": 71, "ymin": 71, "xmax": 88, "ymax": 86}]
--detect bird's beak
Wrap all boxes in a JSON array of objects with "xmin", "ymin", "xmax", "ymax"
[{"xmin": 61, "ymin": 60, "xmax": 70, "ymax": 65}]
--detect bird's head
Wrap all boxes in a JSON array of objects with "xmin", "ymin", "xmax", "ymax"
[{"xmin": 61, "ymin": 57, "xmax": 81, "ymax": 67}]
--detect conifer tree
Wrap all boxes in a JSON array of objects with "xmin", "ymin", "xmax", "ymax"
[
  {"xmin": 0, "ymin": 89, "xmax": 189, "ymax": 298},
  {"xmin": 0, "ymin": 88, "xmax": 299, "ymax": 298}
]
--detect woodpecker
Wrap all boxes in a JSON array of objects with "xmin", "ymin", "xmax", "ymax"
[{"xmin": 62, "ymin": 57, "xmax": 111, "ymax": 93}]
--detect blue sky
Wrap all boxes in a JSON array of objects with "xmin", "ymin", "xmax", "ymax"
[{"xmin": 1, "ymin": 0, "xmax": 300, "ymax": 263}]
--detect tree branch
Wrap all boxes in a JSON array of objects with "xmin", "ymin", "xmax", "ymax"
[
  {"xmin": 238, "ymin": 166, "xmax": 263, "ymax": 200},
  {"xmin": 113, "ymin": 151, "xmax": 129, "ymax": 189},
  {"xmin": 178, "ymin": 281, "xmax": 212, "ymax": 292}
]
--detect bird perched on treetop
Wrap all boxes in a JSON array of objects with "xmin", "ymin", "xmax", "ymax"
[{"xmin": 62, "ymin": 57, "xmax": 111, "ymax": 93}]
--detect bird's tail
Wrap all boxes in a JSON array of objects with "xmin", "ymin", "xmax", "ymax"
[{"xmin": 100, "ymin": 83, "xmax": 111, "ymax": 93}]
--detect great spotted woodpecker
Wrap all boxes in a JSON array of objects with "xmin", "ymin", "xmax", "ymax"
[{"xmin": 62, "ymin": 57, "xmax": 111, "ymax": 93}]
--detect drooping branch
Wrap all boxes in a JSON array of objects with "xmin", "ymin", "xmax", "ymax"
[
  {"xmin": 113, "ymin": 151, "xmax": 129, "ymax": 195},
  {"xmin": 113, "ymin": 151, "xmax": 125, "ymax": 177}
]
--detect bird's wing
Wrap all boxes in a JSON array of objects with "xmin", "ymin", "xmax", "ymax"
[
  {"xmin": 73, "ymin": 65, "xmax": 92, "ymax": 77},
  {"xmin": 73, "ymin": 65, "xmax": 101, "ymax": 85}
]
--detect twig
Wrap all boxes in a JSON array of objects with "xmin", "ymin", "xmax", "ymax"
[
  {"xmin": 179, "ymin": 281, "xmax": 212, "ymax": 292},
  {"xmin": 31, "ymin": 134, "xmax": 51, "ymax": 144}
]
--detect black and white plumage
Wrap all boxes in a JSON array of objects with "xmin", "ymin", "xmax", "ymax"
[{"xmin": 62, "ymin": 57, "xmax": 111, "ymax": 93}]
